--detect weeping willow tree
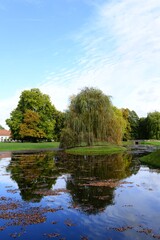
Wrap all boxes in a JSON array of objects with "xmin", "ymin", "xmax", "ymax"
[{"xmin": 60, "ymin": 87, "xmax": 124, "ymax": 148}]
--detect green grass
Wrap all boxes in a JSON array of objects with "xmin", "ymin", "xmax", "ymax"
[
  {"xmin": 140, "ymin": 150, "xmax": 160, "ymax": 168},
  {"xmin": 0, "ymin": 142, "xmax": 60, "ymax": 152},
  {"xmin": 142, "ymin": 140, "xmax": 160, "ymax": 146},
  {"xmin": 66, "ymin": 144, "xmax": 126, "ymax": 155}
]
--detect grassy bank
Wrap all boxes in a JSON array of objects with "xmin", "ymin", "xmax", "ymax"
[
  {"xmin": 140, "ymin": 150, "xmax": 160, "ymax": 168},
  {"xmin": 66, "ymin": 144, "xmax": 126, "ymax": 155},
  {"xmin": 142, "ymin": 140, "xmax": 160, "ymax": 146},
  {"xmin": 0, "ymin": 142, "xmax": 59, "ymax": 152}
]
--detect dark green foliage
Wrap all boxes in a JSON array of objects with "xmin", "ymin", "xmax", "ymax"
[
  {"xmin": 138, "ymin": 112, "xmax": 160, "ymax": 140},
  {"xmin": 129, "ymin": 110, "xmax": 139, "ymax": 139},
  {"xmin": 0, "ymin": 125, "xmax": 4, "ymax": 130},
  {"xmin": 122, "ymin": 108, "xmax": 131, "ymax": 141},
  {"xmin": 138, "ymin": 111, "xmax": 160, "ymax": 140},
  {"xmin": 138, "ymin": 117, "xmax": 148, "ymax": 139},
  {"xmin": 60, "ymin": 127, "xmax": 78, "ymax": 148},
  {"xmin": 53, "ymin": 111, "xmax": 65, "ymax": 141},
  {"xmin": 147, "ymin": 111, "xmax": 160, "ymax": 139},
  {"xmin": 122, "ymin": 108, "xmax": 139, "ymax": 140}
]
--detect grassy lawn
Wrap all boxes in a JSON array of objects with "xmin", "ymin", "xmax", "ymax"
[
  {"xmin": 142, "ymin": 140, "xmax": 160, "ymax": 146},
  {"xmin": 0, "ymin": 142, "xmax": 60, "ymax": 152},
  {"xmin": 66, "ymin": 144, "xmax": 126, "ymax": 155},
  {"xmin": 140, "ymin": 149, "xmax": 160, "ymax": 168},
  {"xmin": 122, "ymin": 140, "xmax": 160, "ymax": 146}
]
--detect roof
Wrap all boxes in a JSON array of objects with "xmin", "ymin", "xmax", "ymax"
[
  {"xmin": 0, "ymin": 129, "xmax": 11, "ymax": 136},
  {"xmin": 0, "ymin": 152, "xmax": 11, "ymax": 158}
]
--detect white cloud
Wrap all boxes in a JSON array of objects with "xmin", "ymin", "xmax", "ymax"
[
  {"xmin": 40, "ymin": 0, "xmax": 160, "ymax": 117},
  {"xmin": 1, "ymin": 0, "xmax": 160, "ymax": 128}
]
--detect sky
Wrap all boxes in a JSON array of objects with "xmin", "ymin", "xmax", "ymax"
[{"xmin": 0, "ymin": 0, "xmax": 160, "ymax": 128}]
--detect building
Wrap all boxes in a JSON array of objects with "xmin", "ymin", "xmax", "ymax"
[{"xmin": 0, "ymin": 129, "xmax": 11, "ymax": 142}]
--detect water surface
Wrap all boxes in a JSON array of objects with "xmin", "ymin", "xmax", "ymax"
[{"xmin": 0, "ymin": 150, "xmax": 160, "ymax": 239}]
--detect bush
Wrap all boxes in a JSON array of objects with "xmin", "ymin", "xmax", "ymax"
[{"xmin": 59, "ymin": 128, "xmax": 78, "ymax": 149}]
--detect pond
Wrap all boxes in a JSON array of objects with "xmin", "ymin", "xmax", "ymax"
[{"xmin": 0, "ymin": 148, "xmax": 160, "ymax": 240}]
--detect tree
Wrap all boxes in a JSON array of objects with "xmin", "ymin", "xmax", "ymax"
[
  {"xmin": 53, "ymin": 111, "xmax": 65, "ymax": 141},
  {"xmin": 122, "ymin": 108, "xmax": 131, "ymax": 140},
  {"xmin": 111, "ymin": 107, "xmax": 126, "ymax": 143},
  {"xmin": 6, "ymin": 88, "xmax": 56, "ymax": 141},
  {"xmin": 129, "ymin": 110, "xmax": 139, "ymax": 139},
  {"xmin": 19, "ymin": 110, "xmax": 46, "ymax": 142},
  {"xmin": 122, "ymin": 108, "xmax": 139, "ymax": 140},
  {"xmin": 138, "ymin": 117, "xmax": 148, "ymax": 139},
  {"xmin": 147, "ymin": 111, "xmax": 160, "ymax": 139},
  {"xmin": 0, "ymin": 125, "xmax": 4, "ymax": 130},
  {"xmin": 60, "ymin": 87, "xmax": 124, "ymax": 148}
]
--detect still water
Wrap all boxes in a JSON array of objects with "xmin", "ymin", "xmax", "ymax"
[{"xmin": 0, "ymin": 150, "xmax": 160, "ymax": 239}]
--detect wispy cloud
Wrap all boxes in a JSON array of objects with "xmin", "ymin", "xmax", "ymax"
[
  {"xmin": 2, "ymin": 0, "xmax": 160, "ymax": 128},
  {"xmin": 40, "ymin": 0, "xmax": 160, "ymax": 116}
]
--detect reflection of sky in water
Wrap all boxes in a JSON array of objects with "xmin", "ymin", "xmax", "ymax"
[
  {"xmin": 108, "ymin": 167, "xmax": 160, "ymax": 238},
  {"xmin": 49, "ymin": 167, "xmax": 160, "ymax": 239},
  {"xmin": 0, "ymin": 154, "xmax": 160, "ymax": 240},
  {"xmin": 58, "ymin": 165, "xmax": 160, "ymax": 240},
  {"xmin": 52, "ymin": 174, "xmax": 70, "ymax": 190},
  {"xmin": 0, "ymin": 158, "xmax": 10, "ymax": 177},
  {"xmin": 0, "ymin": 158, "xmax": 17, "ymax": 187},
  {"xmin": 0, "ymin": 158, "xmax": 18, "ymax": 197}
]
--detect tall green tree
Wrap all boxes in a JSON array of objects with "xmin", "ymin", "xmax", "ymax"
[
  {"xmin": 147, "ymin": 111, "xmax": 160, "ymax": 139},
  {"xmin": 129, "ymin": 110, "xmax": 139, "ymax": 139},
  {"xmin": 60, "ymin": 87, "xmax": 124, "ymax": 148},
  {"xmin": 6, "ymin": 88, "xmax": 56, "ymax": 141},
  {"xmin": 0, "ymin": 125, "xmax": 4, "ymax": 130},
  {"xmin": 53, "ymin": 111, "xmax": 65, "ymax": 141},
  {"xmin": 111, "ymin": 107, "xmax": 126, "ymax": 143},
  {"xmin": 122, "ymin": 108, "xmax": 139, "ymax": 140},
  {"xmin": 122, "ymin": 108, "xmax": 131, "ymax": 140},
  {"xmin": 138, "ymin": 117, "xmax": 148, "ymax": 139}
]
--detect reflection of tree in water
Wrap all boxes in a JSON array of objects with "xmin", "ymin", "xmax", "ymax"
[
  {"xmin": 7, "ymin": 150, "xmax": 140, "ymax": 214},
  {"xmin": 55, "ymin": 152, "xmax": 139, "ymax": 214},
  {"xmin": 7, "ymin": 152, "xmax": 58, "ymax": 202}
]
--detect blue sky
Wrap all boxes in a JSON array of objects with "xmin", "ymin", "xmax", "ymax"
[{"xmin": 0, "ymin": 0, "xmax": 160, "ymax": 128}]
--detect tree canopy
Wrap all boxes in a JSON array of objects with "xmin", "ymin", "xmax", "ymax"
[
  {"xmin": 122, "ymin": 108, "xmax": 139, "ymax": 140},
  {"xmin": 60, "ymin": 87, "xmax": 125, "ymax": 148},
  {"xmin": 138, "ymin": 117, "xmax": 148, "ymax": 139},
  {"xmin": 53, "ymin": 110, "xmax": 65, "ymax": 141},
  {"xmin": 5, "ymin": 87, "xmax": 160, "ymax": 144},
  {"xmin": 147, "ymin": 111, "xmax": 160, "ymax": 140},
  {"xmin": 6, "ymin": 88, "xmax": 56, "ymax": 142},
  {"xmin": 122, "ymin": 110, "xmax": 160, "ymax": 140}
]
